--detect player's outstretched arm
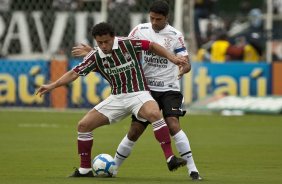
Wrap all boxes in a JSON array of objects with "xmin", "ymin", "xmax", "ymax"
[
  {"xmin": 72, "ymin": 43, "xmax": 93, "ymax": 57},
  {"xmin": 36, "ymin": 70, "xmax": 79, "ymax": 97},
  {"xmin": 148, "ymin": 42, "xmax": 187, "ymax": 66}
]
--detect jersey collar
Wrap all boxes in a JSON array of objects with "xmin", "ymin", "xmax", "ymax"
[{"xmin": 98, "ymin": 37, "xmax": 119, "ymax": 58}]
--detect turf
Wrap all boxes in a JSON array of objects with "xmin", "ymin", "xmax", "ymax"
[{"xmin": 0, "ymin": 110, "xmax": 281, "ymax": 184}]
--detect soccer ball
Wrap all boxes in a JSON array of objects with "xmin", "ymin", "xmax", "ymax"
[{"xmin": 92, "ymin": 153, "xmax": 117, "ymax": 177}]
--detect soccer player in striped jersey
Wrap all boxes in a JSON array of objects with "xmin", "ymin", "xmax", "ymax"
[
  {"xmin": 72, "ymin": 1, "xmax": 202, "ymax": 180},
  {"xmin": 36, "ymin": 22, "xmax": 187, "ymax": 177}
]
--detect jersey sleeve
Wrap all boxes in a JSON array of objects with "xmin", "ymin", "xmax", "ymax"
[
  {"xmin": 140, "ymin": 40, "xmax": 150, "ymax": 50},
  {"xmin": 72, "ymin": 50, "xmax": 97, "ymax": 76},
  {"xmin": 128, "ymin": 26, "xmax": 140, "ymax": 39},
  {"xmin": 174, "ymin": 34, "xmax": 189, "ymax": 56},
  {"xmin": 130, "ymin": 39, "xmax": 151, "ymax": 52}
]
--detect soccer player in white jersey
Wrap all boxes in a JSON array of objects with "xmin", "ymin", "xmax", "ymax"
[
  {"xmin": 72, "ymin": 1, "xmax": 202, "ymax": 180},
  {"xmin": 117, "ymin": 0, "xmax": 202, "ymax": 180}
]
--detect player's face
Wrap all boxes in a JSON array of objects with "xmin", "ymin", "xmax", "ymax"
[
  {"xmin": 149, "ymin": 12, "xmax": 168, "ymax": 31},
  {"xmin": 95, "ymin": 34, "xmax": 114, "ymax": 54}
]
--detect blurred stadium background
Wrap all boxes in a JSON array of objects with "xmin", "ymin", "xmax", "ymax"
[
  {"xmin": 0, "ymin": 0, "xmax": 282, "ymax": 112},
  {"xmin": 1, "ymin": 1, "xmax": 282, "ymax": 184}
]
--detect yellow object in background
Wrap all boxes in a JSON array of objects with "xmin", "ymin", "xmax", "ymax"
[{"xmin": 210, "ymin": 40, "xmax": 230, "ymax": 63}]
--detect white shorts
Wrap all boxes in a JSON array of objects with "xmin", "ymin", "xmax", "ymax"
[{"xmin": 94, "ymin": 91, "xmax": 154, "ymax": 123}]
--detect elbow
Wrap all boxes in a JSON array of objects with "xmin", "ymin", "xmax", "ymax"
[{"xmin": 70, "ymin": 70, "xmax": 79, "ymax": 80}]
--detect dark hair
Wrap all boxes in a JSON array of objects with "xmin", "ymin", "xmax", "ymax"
[
  {"xmin": 91, "ymin": 22, "xmax": 115, "ymax": 38},
  {"xmin": 149, "ymin": 0, "xmax": 169, "ymax": 16}
]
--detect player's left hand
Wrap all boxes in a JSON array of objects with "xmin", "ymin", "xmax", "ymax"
[{"xmin": 72, "ymin": 43, "xmax": 93, "ymax": 57}]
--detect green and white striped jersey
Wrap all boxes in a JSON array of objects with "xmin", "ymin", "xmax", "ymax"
[{"xmin": 73, "ymin": 37, "xmax": 150, "ymax": 95}]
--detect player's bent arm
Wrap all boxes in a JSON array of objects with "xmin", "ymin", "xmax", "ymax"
[
  {"xmin": 177, "ymin": 56, "xmax": 191, "ymax": 80},
  {"xmin": 36, "ymin": 70, "xmax": 79, "ymax": 97},
  {"xmin": 148, "ymin": 42, "xmax": 186, "ymax": 66},
  {"xmin": 182, "ymin": 56, "xmax": 191, "ymax": 73}
]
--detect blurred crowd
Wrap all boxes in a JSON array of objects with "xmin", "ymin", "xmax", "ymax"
[{"xmin": 193, "ymin": 0, "xmax": 282, "ymax": 63}]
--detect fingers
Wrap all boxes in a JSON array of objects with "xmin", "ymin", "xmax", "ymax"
[
  {"xmin": 35, "ymin": 86, "xmax": 48, "ymax": 97},
  {"xmin": 177, "ymin": 72, "xmax": 184, "ymax": 80},
  {"xmin": 177, "ymin": 66, "xmax": 184, "ymax": 80},
  {"xmin": 36, "ymin": 88, "xmax": 43, "ymax": 97},
  {"xmin": 72, "ymin": 44, "xmax": 92, "ymax": 57},
  {"xmin": 72, "ymin": 48, "xmax": 84, "ymax": 57},
  {"xmin": 174, "ymin": 56, "xmax": 187, "ymax": 66}
]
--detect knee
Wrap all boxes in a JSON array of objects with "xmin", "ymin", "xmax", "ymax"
[
  {"xmin": 147, "ymin": 110, "xmax": 161, "ymax": 122},
  {"xmin": 77, "ymin": 120, "xmax": 91, "ymax": 132},
  {"xmin": 168, "ymin": 124, "xmax": 180, "ymax": 136},
  {"xmin": 166, "ymin": 118, "xmax": 181, "ymax": 136}
]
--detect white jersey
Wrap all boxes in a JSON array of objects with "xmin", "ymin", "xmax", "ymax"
[{"xmin": 129, "ymin": 23, "xmax": 188, "ymax": 92}]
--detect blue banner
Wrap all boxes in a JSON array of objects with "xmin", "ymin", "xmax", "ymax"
[
  {"xmin": 0, "ymin": 59, "xmax": 49, "ymax": 107},
  {"xmin": 68, "ymin": 59, "xmax": 110, "ymax": 108},
  {"xmin": 182, "ymin": 62, "xmax": 272, "ymax": 104},
  {"xmin": 0, "ymin": 60, "xmax": 273, "ymax": 108}
]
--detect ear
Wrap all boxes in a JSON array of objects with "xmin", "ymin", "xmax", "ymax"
[{"xmin": 165, "ymin": 15, "xmax": 169, "ymax": 22}]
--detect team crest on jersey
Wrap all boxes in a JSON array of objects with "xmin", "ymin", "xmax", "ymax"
[
  {"xmin": 164, "ymin": 38, "xmax": 172, "ymax": 49},
  {"xmin": 102, "ymin": 59, "xmax": 109, "ymax": 65},
  {"xmin": 124, "ymin": 52, "xmax": 132, "ymax": 61}
]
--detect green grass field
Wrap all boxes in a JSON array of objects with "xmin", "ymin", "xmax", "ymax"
[{"xmin": 0, "ymin": 110, "xmax": 281, "ymax": 184}]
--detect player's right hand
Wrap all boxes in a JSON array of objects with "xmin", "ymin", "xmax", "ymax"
[
  {"xmin": 72, "ymin": 43, "xmax": 93, "ymax": 57},
  {"xmin": 36, "ymin": 84, "xmax": 53, "ymax": 97},
  {"xmin": 172, "ymin": 55, "xmax": 187, "ymax": 66}
]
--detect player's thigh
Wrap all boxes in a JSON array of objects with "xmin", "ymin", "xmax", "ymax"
[
  {"xmin": 78, "ymin": 108, "xmax": 109, "ymax": 132},
  {"xmin": 95, "ymin": 95, "xmax": 128, "ymax": 123},
  {"xmin": 138, "ymin": 100, "xmax": 162, "ymax": 122},
  {"xmin": 126, "ymin": 91, "xmax": 161, "ymax": 122},
  {"xmin": 160, "ymin": 91, "xmax": 185, "ymax": 118}
]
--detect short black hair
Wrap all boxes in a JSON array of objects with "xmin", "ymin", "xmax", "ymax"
[
  {"xmin": 91, "ymin": 22, "xmax": 115, "ymax": 38},
  {"xmin": 149, "ymin": 0, "xmax": 169, "ymax": 16}
]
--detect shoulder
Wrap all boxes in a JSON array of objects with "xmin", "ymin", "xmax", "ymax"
[
  {"xmin": 134, "ymin": 23, "xmax": 150, "ymax": 29},
  {"xmin": 117, "ymin": 37, "xmax": 138, "ymax": 44},
  {"xmin": 165, "ymin": 25, "xmax": 184, "ymax": 37},
  {"xmin": 129, "ymin": 23, "xmax": 151, "ymax": 37},
  {"xmin": 117, "ymin": 37, "xmax": 142, "ymax": 46},
  {"xmin": 85, "ymin": 49, "xmax": 98, "ymax": 58},
  {"xmin": 138, "ymin": 23, "xmax": 151, "ymax": 30},
  {"xmin": 117, "ymin": 36, "xmax": 130, "ymax": 41},
  {"xmin": 81, "ymin": 49, "xmax": 98, "ymax": 63}
]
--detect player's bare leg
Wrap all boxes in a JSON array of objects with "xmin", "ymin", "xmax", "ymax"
[
  {"xmin": 70, "ymin": 109, "xmax": 109, "ymax": 177},
  {"xmin": 114, "ymin": 101, "xmax": 186, "ymax": 173}
]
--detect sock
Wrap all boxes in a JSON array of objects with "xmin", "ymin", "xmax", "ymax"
[
  {"xmin": 77, "ymin": 132, "xmax": 93, "ymax": 169},
  {"xmin": 78, "ymin": 168, "xmax": 92, "ymax": 174},
  {"xmin": 114, "ymin": 134, "xmax": 135, "ymax": 168},
  {"xmin": 152, "ymin": 119, "xmax": 174, "ymax": 160},
  {"xmin": 173, "ymin": 130, "xmax": 198, "ymax": 174}
]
